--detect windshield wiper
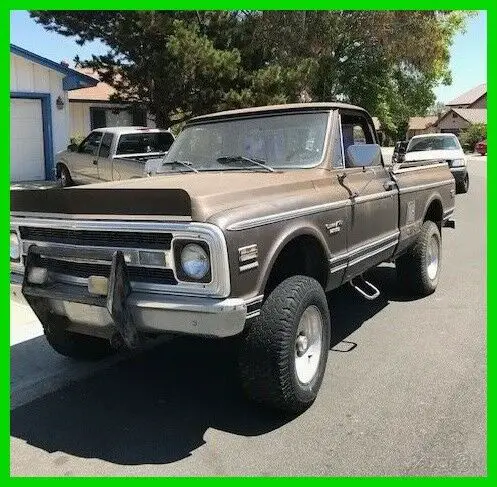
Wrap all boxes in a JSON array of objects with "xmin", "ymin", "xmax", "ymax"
[
  {"xmin": 217, "ymin": 155, "xmax": 276, "ymax": 173},
  {"xmin": 162, "ymin": 160, "xmax": 199, "ymax": 173}
]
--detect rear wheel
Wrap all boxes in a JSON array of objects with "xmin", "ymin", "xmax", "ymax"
[
  {"xmin": 396, "ymin": 220, "xmax": 442, "ymax": 296},
  {"xmin": 238, "ymin": 275, "xmax": 331, "ymax": 413},
  {"xmin": 45, "ymin": 325, "xmax": 114, "ymax": 361}
]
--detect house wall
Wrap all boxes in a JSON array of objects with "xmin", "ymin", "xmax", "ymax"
[
  {"xmin": 10, "ymin": 53, "xmax": 70, "ymax": 155},
  {"xmin": 69, "ymin": 102, "xmax": 156, "ymax": 138},
  {"xmin": 437, "ymin": 113, "xmax": 471, "ymax": 133}
]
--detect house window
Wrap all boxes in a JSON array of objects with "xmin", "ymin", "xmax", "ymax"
[{"xmin": 90, "ymin": 107, "xmax": 147, "ymax": 130}]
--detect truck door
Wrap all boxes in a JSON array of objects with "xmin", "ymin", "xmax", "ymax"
[
  {"xmin": 69, "ymin": 131, "xmax": 103, "ymax": 184},
  {"xmin": 338, "ymin": 110, "xmax": 399, "ymax": 280},
  {"xmin": 95, "ymin": 132, "xmax": 114, "ymax": 181}
]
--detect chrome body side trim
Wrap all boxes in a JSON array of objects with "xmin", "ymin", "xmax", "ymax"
[
  {"xmin": 393, "ymin": 162, "xmax": 447, "ymax": 173},
  {"xmin": 348, "ymin": 241, "xmax": 397, "ymax": 267},
  {"xmin": 399, "ymin": 179, "xmax": 454, "ymax": 195},
  {"xmin": 328, "ymin": 231, "xmax": 400, "ymax": 265},
  {"xmin": 354, "ymin": 190, "xmax": 398, "ymax": 204},
  {"xmin": 227, "ymin": 199, "xmax": 351, "ymax": 231}
]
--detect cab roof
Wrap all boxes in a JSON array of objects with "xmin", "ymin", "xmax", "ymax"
[
  {"xmin": 188, "ymin": 102, "xmax": 368, "ymax": 124},
  {"xmin": 92, "ymin": 126, "xmax": 171, "ymax": 135}
]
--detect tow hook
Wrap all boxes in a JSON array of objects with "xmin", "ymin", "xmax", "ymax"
[{"xmin": 350, "ymin": 275, "xmax": 380, "ymax": 300}]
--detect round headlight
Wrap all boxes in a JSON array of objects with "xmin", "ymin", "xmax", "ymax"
[
  {"xmin": 10, "ymin": 232, "xmax": 20, "ymax": 261},
  {"xmin": 180, "ymin": 243, "xmax": 210, "ymax": 280}
]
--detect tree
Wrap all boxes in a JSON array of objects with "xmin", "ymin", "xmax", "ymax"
[
  {"xmin": 30, "ymin": 10, "xmax": 471, "ymax": 133},
  {"xmin": 427, "ymin": 101, "xmax": 448, "ymax": 117}
]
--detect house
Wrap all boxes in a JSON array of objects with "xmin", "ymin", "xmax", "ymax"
[
  {"xmin": 69, "ymin": 68, "xmax": 154, "ymax": 139},
  {"xmin": 10, "ymin": 44, "xmax": 98, "ymax": 182},
  {"xmin": 436, "ymin": 83, "xmax": 487, "ymax": 136},
  {"xmin": 436, "ymin": 108, "xmax": 487, "ymax": 136},
  {"xmin": 406, "ymin": 116, "xmax": 438, "ymax": 139},
  {"xmin": 446, "ymin": 83, "xmax": 486, "ymax": 109}
]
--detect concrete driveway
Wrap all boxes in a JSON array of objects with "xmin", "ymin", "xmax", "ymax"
[{"xmin": 10, "ymin": 155, "xmax": 486, "ymax": 476}]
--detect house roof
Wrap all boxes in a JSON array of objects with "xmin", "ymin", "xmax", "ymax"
[
  {"xmin": 10, "ymin": 44, "xmax": 98, "ymax": 91},
  {"xmin": 408, "ymin": 116, "xmax": 438, "ymax": 131},
  {"xmin": 68, "ymin": 68, "xmax": 118, "ymax": 102},
  {"xmin": 446, "ymin": 83, "xmax": 486, "ymax": 107},
  {"xmin": 449, "ymin": 108, "xmax": 487, "ymax": 125}
]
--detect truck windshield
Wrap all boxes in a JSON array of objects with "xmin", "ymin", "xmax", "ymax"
[
  {"xmin": 407, "ymin": 135, "xmax": 460, "ymax": 152},
  {"xmin": 116, "ymin": 132, "xmax": 175, "ymax": 155},
  {"xmin": 163, "ymin": 112, "xmax": 329, "ymax": 171}
]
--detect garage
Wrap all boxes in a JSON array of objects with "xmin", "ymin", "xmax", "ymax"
[
  {"xmin": 10, "ymin": 98, "xmax": 45, "ymax": 182},
  {"xmin": 10, "ymin": 44, "xmax": 98, "ymax": 183}
]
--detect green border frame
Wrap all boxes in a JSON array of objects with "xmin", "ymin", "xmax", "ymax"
[{"xmin": 4, "ymin": 3, "xmax": 490, "ymax": 480}]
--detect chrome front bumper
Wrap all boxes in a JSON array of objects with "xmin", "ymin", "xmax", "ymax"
[{"xmin": 11, "ymin": 272, "xmax": 251, "ymax": 339}]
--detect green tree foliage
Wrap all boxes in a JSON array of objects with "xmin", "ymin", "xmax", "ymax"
[
  {"xmin": 30, "ymin": 10, "xmax": 470, "ymax": 134},
  {"xmin": 459, "ymin": 123, "xmax": 486, "ymax": 152}
]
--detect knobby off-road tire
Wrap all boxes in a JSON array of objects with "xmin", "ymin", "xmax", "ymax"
[
  {"xmin": 44, "ymin": 325, "xmax": 114, "ymax": 361},
  {"xmin": 396, "ymin": 220, "xmax": 442, "ymax": 297},
  {"xmin": 456, "ymin": 174, "xmax": 469, "ymax": 194},
  {"xmin": 238, "ymin": 275, "xmax": 331, "ymax": 414}
]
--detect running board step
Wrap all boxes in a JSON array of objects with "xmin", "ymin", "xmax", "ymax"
[{"xmin": 350, "ymin": 276, "xmax": 380, "ymax": 301}]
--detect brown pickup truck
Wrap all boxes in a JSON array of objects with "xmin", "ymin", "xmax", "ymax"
[{"xmin": 10, "ymin": 103, "xmax": 456, "ymax": 413}]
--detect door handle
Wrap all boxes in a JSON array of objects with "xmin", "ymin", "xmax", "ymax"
[
  {"xmin": 383, "ymin": 180, "xmax": 396, "ymax": 191},
  {"xmin": 93, "ymin": 159, "xmax": 98, "ymax": 165}
]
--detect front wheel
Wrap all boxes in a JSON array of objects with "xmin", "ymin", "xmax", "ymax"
[
  {"xmin": 238, "ymin": 275, "xmax": 331, "ymax": 413},
  {"xmin": 57, "ymin": 164, "xmax": 73, "ymax": 187},
  {"xmin": 45, "ymin": 325, "xmax": 114, "ymax": 361},
  {"xmin": 396, "ymin": 220, "xmax": 442, "ymax": 296}
]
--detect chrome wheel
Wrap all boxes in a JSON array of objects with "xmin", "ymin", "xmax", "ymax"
[
  {"xmin": 295, "ymin": 305, "xmax": 323, "ymax": 384},
  {"xmin": 426, "ymin": 235, "xmax": 439, "ymax": 280}
]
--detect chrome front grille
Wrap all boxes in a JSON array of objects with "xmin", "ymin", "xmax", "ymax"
[
  {"xmin": 19, "ymin": 227, "xmax": 173, "ymax": 250},
  {"xmin": 35, "ymin": 256, "xmax": 177, "ymax": 285}
]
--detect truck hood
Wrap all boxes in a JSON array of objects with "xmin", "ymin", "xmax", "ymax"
[
  {"xmin": 11, "ymin": 170, "xmax": 325, "ymax": 223},
  {"xmin": 404, "ymin": 149, "xmax": 464, "ymax": 162}
]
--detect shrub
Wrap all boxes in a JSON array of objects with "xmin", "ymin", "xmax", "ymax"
[{"xmin": 459, "ymin": 123, "xmax": 486, "ymax": 152}]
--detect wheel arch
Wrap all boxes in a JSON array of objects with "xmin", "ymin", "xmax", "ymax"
[
  {"xmin": 259, "ymin": 225, "xmax": 330, "ymax": 296},
  {"xmin": 423, "ymin": 194, "xmax": 443, "ymax": 232}
]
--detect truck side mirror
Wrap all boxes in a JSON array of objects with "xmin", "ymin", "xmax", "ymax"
[
  {"xmin": 67, "ymin": 143, "xmax": 78, "ymax": 152},
  {"xmin": 346, "ymin": 144, "xmax": 381, "ymax": 168}
]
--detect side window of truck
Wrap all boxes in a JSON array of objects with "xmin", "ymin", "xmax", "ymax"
[
  {"xmin": 79, "ymin": 131, "xmax": 103, "ymax": 155},
  {"xmin": 340, "ymin": 113, "xmax": 376, "ymax": 168},
  {"xmin": 98, "ymin": 133, "xmax": 114, "ymax": 158}
]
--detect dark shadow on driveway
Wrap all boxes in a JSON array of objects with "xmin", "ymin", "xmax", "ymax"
[{"xmin": 11, "ymin": 336, "xmax": 289, "ymax": 465}]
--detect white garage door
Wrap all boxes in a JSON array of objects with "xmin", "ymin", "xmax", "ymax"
[{"xmin": 10, "ymin": 98, "xmax": 45, "ymax": 182}]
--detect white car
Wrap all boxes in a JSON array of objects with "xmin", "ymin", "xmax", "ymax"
[
  {"xmin": 56, "ymin": 127, "xmax": 175, "ymax": 186},
  {"xmin": 404, "ymin": 133, "xmax": 469, "ymax": 194}
]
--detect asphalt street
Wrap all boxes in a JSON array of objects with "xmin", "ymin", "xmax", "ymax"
[{"xmin": 10, "ymin": 155, "xmax": 487, "ymax": 476}]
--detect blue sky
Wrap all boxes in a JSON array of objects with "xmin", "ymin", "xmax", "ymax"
[{"xmin": 10, "ymin": 10, "xmax": 487, "ymax": 104}]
